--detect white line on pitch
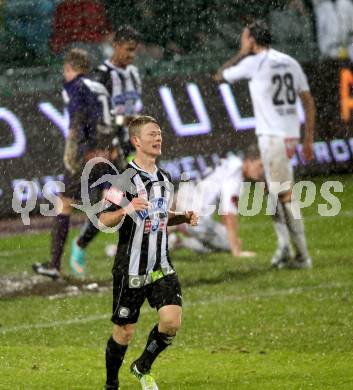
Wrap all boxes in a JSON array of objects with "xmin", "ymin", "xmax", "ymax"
[{"xmin": 0, "ymin": 282, "xmax": 350, "ymax": 335}]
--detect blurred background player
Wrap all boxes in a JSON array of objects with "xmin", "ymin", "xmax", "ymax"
[
  {"xmin": 69, "ymin": 25, "xmax": 143, "ymax": 275},
  {"xmin": 169, "ymin": 148, "xmax": 263, "ymax": 257},
  {"xmin": 215, "ymin": 20, "xmax": 316, "ymax": 269},
  {"xmin": 32, "ymin": 48, "xmax": 113, "ymax": 279},
  {"xmin": 92, "ymin": 24, "xmax": 142, "ymax": 159}
]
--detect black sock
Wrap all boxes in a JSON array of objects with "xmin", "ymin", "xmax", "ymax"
[
  {"xmin": 77, "ymin": 219, "xmax": 100, "ymax": 249},
  {"xmin": 50, "ymin": 214, "xmax": 70, "ymax": 270},
  {"xmin": 106, "ymin": 336, "xmax": 128, "ymax": 388},
  {"xmin": 136, "ymin": 325, "xmax": 175, "ymax": 374}
]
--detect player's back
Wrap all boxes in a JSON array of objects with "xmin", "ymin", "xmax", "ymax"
[
  {"xmin": 248, "ymin": 48, "xmax": 309, "ymax": 138},
  {"xmin": 63, "ymin": 75, "xmax": 112, "ymax": 154}
]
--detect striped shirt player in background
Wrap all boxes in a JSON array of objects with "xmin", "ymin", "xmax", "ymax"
[
  {"xmin": 92, "ymin": 24, "xmax": 142, "ymax": 158},
  {"xmin": 215, "ymin": 20, "xmax": 316, "ymax": 269},
  {"xmin": 69, "ymin": 25, "xmax": 143, "ymax": 276},
  {"xmin": 99, "ymin": 116, "xmax": 198, "ymax": 390},
  {"xmin": 32, "ymin": 48, "xmax": 114, "ymax": 279},
  {"xmin": 169, "ymin": 147, "xmax": 263, "ymax": 257}
]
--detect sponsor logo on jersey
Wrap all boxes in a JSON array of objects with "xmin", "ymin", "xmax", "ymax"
[
  {"xmin": 138, "ymin": 188, "xmax": 148, "ymax": 198},
  {"xmin": 113, "ymin": 91, "xmax": 141, "ymax": 105},
  {"xmin": 151, "ymin": 217, "xmax": 160, "ymax": 233},
  {"xmin": 137, "ymin": 197, "xmax": 167, "ymax": 220},
  {"xmin": 144, "ymin": 219, "xmax": 151, "ymax": 234},
  {"xmin": 137, "ymin": 209, "xmax": 149, "ymax": 220},
  {"xmin": 150, "ymin": 197, "xmax": 167, "ymax": 213},
  {"xmin": 159, "ymin": 218, "xmax": 166, "ymax": 230},
  {"xmin": 143, "ymin": 217, "xmax": 167, "ymax": 234}
]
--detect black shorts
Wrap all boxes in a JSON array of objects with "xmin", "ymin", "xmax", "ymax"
[
  {"xmin": 111, "ymin": 272, "xmax": 182, "ymax": 326},
  {"xmin": 62, "ymin": 161, "xmax": 115, "ymax": 202}
]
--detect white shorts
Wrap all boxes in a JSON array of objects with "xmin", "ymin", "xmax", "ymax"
[{"xmin": 258, "ymin": 135, "xmax": 296, "ymax": 192}]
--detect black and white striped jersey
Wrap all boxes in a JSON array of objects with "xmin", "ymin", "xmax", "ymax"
[
  {"xmin": 92, "ymin": 60, "xmax": 142, "ymax": 117},
  {"xmin": 105, "ymin": 161, "xmax": 175, "ymax": 288}
]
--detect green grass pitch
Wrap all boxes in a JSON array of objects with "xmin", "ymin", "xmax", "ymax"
[{"xmin": 0, "ymin": 175, "xmax": 353, "ymax": 389}]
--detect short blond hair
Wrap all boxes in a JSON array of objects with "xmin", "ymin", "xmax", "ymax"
[
  {"xmin": 64, "ymin": 48, "xmax": 90, "ymax": 73},
  {"xmin": 128, "ymin": 115, "xmax": 160, "ymax": 138}
]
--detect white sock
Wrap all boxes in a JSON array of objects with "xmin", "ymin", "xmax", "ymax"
[
  {"xmin": 282, "ymin": 200, "xmax": 309, "ymax": 260},
  {"xmin": 272, "ymin": 202, "xmax": 290, "ymax": 251}
]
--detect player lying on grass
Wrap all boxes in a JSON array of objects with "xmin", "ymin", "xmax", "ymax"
[
  {"xmin": 215, "ymin": 20, "xmax": 316, "ymax": 269},
  {"xmin": 99, "ymin": 116, "xmax": 198, "ymax": 390},
  {"xmin": 168, "ymin": 148, "xmax": 263, "ymax": 257}
]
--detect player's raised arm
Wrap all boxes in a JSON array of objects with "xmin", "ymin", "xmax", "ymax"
[
  {"xmin": 299, "ymin": 90, "xmax": 316, "ymax": 161},
  {"xmin": 167, "ymin": 210, "xmax": 198, "ymax": 226},
  {"xmin": 214, "ymin": 27, "xmax": 253, "ymax": 82}
]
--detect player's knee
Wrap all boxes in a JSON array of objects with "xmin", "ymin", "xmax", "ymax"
[
  {"xmin": 160, "ymin": 316, "xmax": 182, "ymax": 334},
  {"xmin": 113, "ymin": 324, "xmax": 135, "ymax": 344},
  {"xmin": 121, "ymin": 324, "xmax": 135, "ymax": 341}
]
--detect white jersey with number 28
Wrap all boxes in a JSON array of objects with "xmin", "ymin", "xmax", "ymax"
[{"xmin": 223, "ymin": 49, "xmax": 310, "ymax": 138}]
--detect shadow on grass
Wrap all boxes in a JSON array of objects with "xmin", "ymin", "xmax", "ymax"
[{"xmin": 181, "ymin": 264, "xmax": 272, "ymax": 288}]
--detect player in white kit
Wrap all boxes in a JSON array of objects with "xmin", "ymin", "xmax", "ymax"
[
  {"xmin": 215, "ymin": 20, "xmax": 316, "ymax": 269},
  {"xmin": 170, "ymin": 148, "xmax": 263, "ymax": 257}
]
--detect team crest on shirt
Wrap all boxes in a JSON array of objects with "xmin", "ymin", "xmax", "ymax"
[
  {"xmin": 137, "ymin": 197, "xmax": 168, "ymax": 220},
  {"xmin": 140, "ymin": 197, "xmax": 168, "ymax": 234}
]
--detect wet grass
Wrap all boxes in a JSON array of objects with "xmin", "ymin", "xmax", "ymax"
[{"xmin": 0, "ymin": 174, "xmax": 352, "ymax": 389}]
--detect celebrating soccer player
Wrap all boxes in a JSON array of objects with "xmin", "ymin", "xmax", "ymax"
[
  {"xmin": 99, "ymin": 116, "xmax": 197, "ymax": 390},
  {"xmin": 215, "ymin": 20, "xmax": 316, "ymax": 269}
]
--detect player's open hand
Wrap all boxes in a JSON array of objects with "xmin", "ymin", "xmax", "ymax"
[
  {"xmin": 231, "ymin": 238, "xmax": 256, "ymax": 258},
  {"xmin": 185, "ymin": 211, "xmax": 198, "ymax": 226}
]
